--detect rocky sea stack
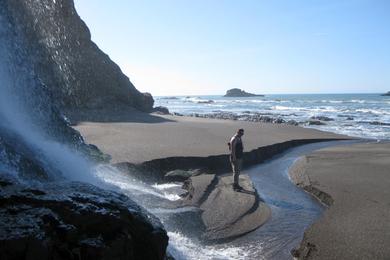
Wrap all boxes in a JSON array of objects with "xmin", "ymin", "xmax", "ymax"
[
  {"xmin": 224, "ymin": 88, "xmax": 264, "ymax": 97},
  {"xmin": 381, "ymin": 91, "xmax": 390, "ymax": 96}
]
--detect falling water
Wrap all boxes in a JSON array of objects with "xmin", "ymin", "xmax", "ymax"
[{"xmin": 0, "ymin": 6, "xmax": 99, "ymax": 185}]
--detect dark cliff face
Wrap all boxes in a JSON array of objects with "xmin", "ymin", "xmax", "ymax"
[
  {"xmin": 0, "ymin": 1, "xmax": 168, "ymax": 258},
  {"xmin": 4, "ymin": 0, "xmax": 153, "ymax": 112}
]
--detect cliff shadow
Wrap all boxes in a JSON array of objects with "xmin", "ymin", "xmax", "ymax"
[{"xmin": 65, "ymin": 107, "xmax": 176, "ymax": 124}]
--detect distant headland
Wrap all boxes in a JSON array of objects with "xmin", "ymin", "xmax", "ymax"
[
  {"xmin": 224, "ymin": 88, "xmax": 264, "ymax": 97},
  {"xmin": 381, "ymin": 91, "xmax": 390, "ymax": 96}
]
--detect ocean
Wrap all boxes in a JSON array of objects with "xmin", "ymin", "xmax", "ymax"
[{"xmin": 155, "ymin": 93, "xmax": 390, "ymax": 140}]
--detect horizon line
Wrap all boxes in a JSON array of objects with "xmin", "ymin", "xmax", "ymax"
[{"xmin": 154, "ymin": 92, "xmax": 387, "ymax": 97}]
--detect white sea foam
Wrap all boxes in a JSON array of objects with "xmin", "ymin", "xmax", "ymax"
[
  {"xmin": 168, "ymin": 231, "xmax": 251, "ymax": 260},
  {"xmin": 356, "ymin": 109, "xmax": 390, "ymax": 115},
  {"xmin": 156, "ymin": 95, "xmax": 390, "ymax": 140}
]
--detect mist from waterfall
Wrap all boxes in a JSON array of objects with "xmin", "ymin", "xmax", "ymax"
[{"xmin": 0, "ymin": 9, "xmax": 98, "ymax": 185}]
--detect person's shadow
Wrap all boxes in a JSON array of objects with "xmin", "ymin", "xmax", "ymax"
[{"xmin": 236, "ymin": 188, "xmax": 255, "ymax": 195}]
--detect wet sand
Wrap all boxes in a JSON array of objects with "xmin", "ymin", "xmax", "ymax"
[
  {"xmin": 290, "ymin": 142, "xmax": 390, "ymax": 259},
  {"xmin": 72, "ymin": 111, "xmax": 390, "ymax": 258},
  {"xmin": 73, "ymin": 111, "xmax": 349, "ymax": 164}
]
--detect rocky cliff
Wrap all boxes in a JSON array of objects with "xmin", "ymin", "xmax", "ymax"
[
  {"xmin": 0, "ymin": 1, "xmax": 168, "ymax": 258},
  {"xmin": 3, "ymin": 0, "xmax": 153, "ymax": 112}
]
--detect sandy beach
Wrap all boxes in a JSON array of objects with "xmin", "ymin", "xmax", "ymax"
[
  {"xmin": 290, "ymin": 142, "xmax": 390, "ymax": 259},
  {"xmin": 73, "ymin": 111, "xmax": 390, "ymax": 259},
  {"xmin": 73, "ymin": 111, "xmax": 349, "ymax": 164}
]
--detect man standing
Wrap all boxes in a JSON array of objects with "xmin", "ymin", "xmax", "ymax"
[{"xmin": 229, "ymin": 128, "xmax": 244, "ymax": 190}]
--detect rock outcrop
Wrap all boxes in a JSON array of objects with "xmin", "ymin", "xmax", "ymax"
[
  {"xmin": 3, "ymin": 0, "xmax": 153, "ymax": 112},
  {"xmin": 0, "ymin": 2, "xmax": 169, "ymax": 259},
  {"xmin": 153, "ymin": 106, "xmax": 170, "ymax": 115},
  {"xmin": 0, "ymin": 177, "xmax": 168, "ymax": 260},
  {"xmin": 181, "ymin": 173, "xmax": 271, "ymax": 241},
  {"xmin": 188, "ymin": 111, "xmax": 299, "ymax": 125},
  {"xmin": 310, "ymin": 116, "xmax": 334, "ymax": 122},
  {"xmin": 224, "ymin": 88, "xmax": 264, "ymax": 97},
  {"xmin": 381, "ymin": 91, "xmax": 390, "ymax": 96}
]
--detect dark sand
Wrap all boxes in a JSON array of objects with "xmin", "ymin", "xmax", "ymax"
[
  {"xmin": 73, "ymin": 112, "xmax": 390, "ymax": 258},
  {"xmin": 74, "ymin": 112, "xmax": 348, "ymax": 164},
  {"xmin": 290, "ymin": 142, "xmax": 390, "ymax": 259}
]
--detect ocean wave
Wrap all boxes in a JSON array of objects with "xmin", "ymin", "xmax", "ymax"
[
  {"xmin": 184, "ymin": 97, "xmax": 215, "ymax": 104},
  {"xmin": 321, "ymin": 100, "xmax": 343, "ymax": 104},
  {"xmin": 356, "ymin": 109, "xmax": 390, "ymax": 115},
  {"xmin": 156, "ymin": 95, "xmax": 390, "ymax": 140},
  {"xmin": 271, "ymin": 105, "xmax": 339, "ymax": 113},
  {"xmin": 350, "ymin": 99, "xmax": 366, "ymax": 104}
]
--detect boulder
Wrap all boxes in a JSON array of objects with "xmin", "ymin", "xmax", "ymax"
[
  {"xmin": 153, "ymin": 106, "xmax": 170, "ymax": 115},
  {"xmin": 369, "ymin": 121, "xmax": 390, "ymax": 126},
  {"xmin": 197, "ymin": 100, "xmax": 214, "ymax": 104},
  {"xmin": 224, "ymin": 88, "xmax": 264, "ymax": 97},
  {"xmin": 164, "ymin": 169, "xmax": 202, "ymax": 182},
  {"xmin": 0, "ymin": 178, "xmax": 168, "ymax": 260},
  {"xmin": 307, "ymin": 120, "xmax": 326, "ymax": 126},
  {"xmin": 310, "ymin": 116, "xmax": 334, "ymax": 121}
]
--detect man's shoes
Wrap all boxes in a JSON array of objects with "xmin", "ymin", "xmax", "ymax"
[{"xmin": 233, "ymin": 184, "xmax": 242, "ymax": 191}]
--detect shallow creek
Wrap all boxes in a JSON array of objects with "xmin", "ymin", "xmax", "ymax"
[{"xmin": 97, "ymin": 140, "xmax": 360, "ymax": 260}]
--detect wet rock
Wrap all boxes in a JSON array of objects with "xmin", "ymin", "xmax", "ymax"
[
  {"xmin": 164, "ymin": 169, "xmax": 202, "ymax": 182},
  {"xmin": 292, "ymin": 242, "xmax": 318, "ymax": 259},
  {"xmin": 0, "ymin": 179, "xmax": 168, "ymax": 260},
  {"xmin": 310, "ymin": 116, "xmax": 334, "ymax": 121},
  {"xmin": 307, "ymin": 120, "xmax": 327, "ymax": 126},
  {"xmin": 287, "ymin": 120, "xmax": 299, "ymax": 126},
  {"xmin": 338, "ymin": 115, "xmax": 354, "ymax": 120},
  {"xmin": 153, "ymin": 106, "xmax": 170, "ymax": 115},
  {"xmin": 182, "ymin": 174, "xmax": 271, "ymax": 241},
  {"xmin": 187, "ymin": 112, "xmax": 296, "ymax": 126},
  {"xmin": 273, "ymin": 118, "xmax": 286, "ymax": 124},
  {"xmin": 197, "ymin": 100, "xmax": 214, "ymax": 104},
  {"xmin": 369, "ymin": 121, "xmax": 390, "ymax": 126}
]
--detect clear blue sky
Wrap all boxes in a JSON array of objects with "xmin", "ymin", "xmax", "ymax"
[{"xmin": 74, "ymin": 0, "xmax": 390, "ymax": 96}]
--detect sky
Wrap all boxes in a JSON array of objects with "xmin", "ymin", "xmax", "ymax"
[{"xmin": 74, "ymin": 0, "xmax": 390, "ymax": 96}]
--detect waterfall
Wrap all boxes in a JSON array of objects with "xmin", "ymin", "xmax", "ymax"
[{"xmin": 0, "ymin": 6, "xmax": 97, "ymax": 185}]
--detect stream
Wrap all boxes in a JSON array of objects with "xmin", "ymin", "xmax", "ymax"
[{"xmin": 95, "ymin": 140, "xmax": 360, "ymax": 260}]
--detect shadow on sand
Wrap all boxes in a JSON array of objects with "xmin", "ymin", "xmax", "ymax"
[
  {"xmin": 66, "ymin": 107, "xmax": 176, "ymax": 125},
  {"xmin": 236, "ymin": 188, "xmax": 256, "ymax": 195}
]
